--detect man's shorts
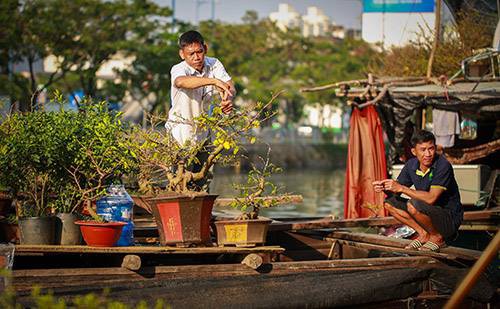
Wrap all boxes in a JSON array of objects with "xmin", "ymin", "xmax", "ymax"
[{"xmin": 384, "ymin": 195, "xmax": 458, "ymax": 240}]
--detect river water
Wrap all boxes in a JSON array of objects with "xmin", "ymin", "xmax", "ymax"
[{"xmin": 211, "ymin": 169, "xmax": 346, "ymax": 219}]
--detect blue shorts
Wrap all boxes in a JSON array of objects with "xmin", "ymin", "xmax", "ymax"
[{"xmin": 384, "ymin": 195, "xmax": 458, "ymax": 240}]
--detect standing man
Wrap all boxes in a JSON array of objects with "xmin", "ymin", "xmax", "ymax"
[
  {"xmin": 167, "ymin": 30, "xmax": 236, "ymax": 145},
  {"xmin": 373, "ymin": 130, "xmax": 463, "ymax": 252}
]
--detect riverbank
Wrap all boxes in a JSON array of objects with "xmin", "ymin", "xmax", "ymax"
[{"xmin": 216, "ymin": 143, "xmax": 348, "ymax": 172}]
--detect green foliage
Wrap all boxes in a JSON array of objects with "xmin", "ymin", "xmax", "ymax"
[
  {"xmin": 0, "ymin": 0, "xmax": 173, "ymax": 111},
  {"xmin": 0, "ymin": 281, "xmax": 170, "ymax": 309},
  {"xmin": 0, "ymin": 91, "xmax": 135, "ymax": 217},
  {"xmin": 371, "ymin": 10, "xmax": 497, "ymax": 77},
  {"xmin": 0, "ymin": 96, "xmax": 81, "ymax": 216},
  {"xmin": 200, "ymin": 13, "xmax": 375, "ymax": 123}
]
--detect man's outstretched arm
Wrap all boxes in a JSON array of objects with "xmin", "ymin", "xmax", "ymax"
[
  {"xmin": 174, "ymin": 76, "xmax": 231, "ymax": 95},
  {"xmin": 381, "ymin": 179, "xmax": 445, "ymax": 205}
]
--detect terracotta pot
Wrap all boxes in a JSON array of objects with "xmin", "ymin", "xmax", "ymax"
[
  {"xmin": 145, "ymin": 194, "xmax": 217, "ymax": 246},
  {"xmin": 0, "ymin": 192, "xmax": 12, "ymax": 216},
  {"xmin": 0, "ymin": 223, "xmax": 20, "ymax": 244},
  {"xmin": 215, "ymin": 217, "xmax": 272, "ymax": 247},
  {"xmin": 75, "ymin": 221, "xmax": 126, "ymax": 247}
]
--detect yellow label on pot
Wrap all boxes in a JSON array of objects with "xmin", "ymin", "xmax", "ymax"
[{"xmin": 225, "ymin": 224, "xmax": 247, "ymax": 243}]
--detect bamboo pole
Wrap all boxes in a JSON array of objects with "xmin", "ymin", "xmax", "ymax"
[{"xmin": 444, "ymin": 231, "xmax": 500, "ymax": 309}]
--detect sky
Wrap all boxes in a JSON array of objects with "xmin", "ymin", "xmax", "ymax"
[{"xmin": 155, "ymin": 0, "xmax": 363, "ymax": 29}]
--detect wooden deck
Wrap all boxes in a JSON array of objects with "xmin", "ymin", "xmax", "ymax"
[
  {"xmin": 326, "ymin": 231, "xmax": 482, "ymax": 262},
  {"xmin": 268, "ymin": 207, "xmax": 500, "ymax": 231},
  {"xmin": 14, "ymin": 244, "xmax": 284, "ymax": 256}
]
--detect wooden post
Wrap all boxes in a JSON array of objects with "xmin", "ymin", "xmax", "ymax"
[
  {"xmin": 444, "ymin": 231, "xmax": 500, "ymax": 309},
  {"xmin": 241, "ymin": 253, "xmax": 263, "ymax": 270},
  {"xmin": 121, "ymin": 254, "xmax": 142, "ymax": 271},
  {"xmin": 426, "ymin": 0, "xmax": 442, "ymax": 78}
]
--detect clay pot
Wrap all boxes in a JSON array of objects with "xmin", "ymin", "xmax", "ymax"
[
  {"xmin": 145, "ymin": 194, "xmax": 217, "ymax": 246},
  {"xmin": 215, "ymin": 217, "xmax": 272, "ymax": 247}
]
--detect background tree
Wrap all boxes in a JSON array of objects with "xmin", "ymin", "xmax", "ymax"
[
  {"xmin": 370, "ymin": 10, "xmax": 497, "ymax": 77},
  {"xmin": 200, "ymin": 11, "xmax": 374, "ymax": 126},
  {"xmin": 0, "ymin": 0, "xmax": 173, "ymax": 111}
]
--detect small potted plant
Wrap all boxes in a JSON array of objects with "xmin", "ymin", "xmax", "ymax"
[
  {"xmin": 50, "ymin": 184, "xmax": 83, "ymax": 245},
  {"xmin": 129, "ymin": 95, "xmax": 278, "ymax": 246},
  {"xmin": 66, "ymin": 98, "xmax": 135, "ymax": 247},
  {"xmin": 215, "ymin": 150, "xmax": 290, "ymax": 247}
]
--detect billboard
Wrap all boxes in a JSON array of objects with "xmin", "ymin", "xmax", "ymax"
[{"xmin": 363, "ymin": 0, "xmax": 435, "ymax": 13}]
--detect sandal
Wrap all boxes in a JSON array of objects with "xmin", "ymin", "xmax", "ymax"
[
  {"xmin": 419, "ymin": 241, "xmax": 446, "ymax": 252},
  {"xmin": 404, "ymin": 239, "xmax": 423, "ymax": 250}
]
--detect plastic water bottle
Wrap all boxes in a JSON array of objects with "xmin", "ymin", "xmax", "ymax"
[{"xmin": 96, "ymin": 184, "xmax": 134, "ymax": 246}]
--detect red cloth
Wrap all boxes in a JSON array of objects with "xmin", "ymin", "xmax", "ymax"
[{"xmin": 344, "ymin": 105, "xmax": 388, "ymax": 219}]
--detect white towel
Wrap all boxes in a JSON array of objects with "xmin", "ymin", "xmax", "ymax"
[{"xmin": 432, "ymin": 109, "xmax": 460, "ymax": 148}]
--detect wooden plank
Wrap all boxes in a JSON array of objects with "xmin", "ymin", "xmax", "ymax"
[
  {"xmin": 12, "ymin": 256, "xmax": 440, "ymax": 281},
  {"xmin": 459, "ymin": 224, "xmax": 499, "ymax": 231},
  {"xmin": 332, "ymin": 239, "xmax": 460, "ymax": 260},
  {"xmin": 327, "ymin": 231, "xmax": 482, "ymax": 261},
  {"xmin": 13, "ymin": 267, "xmax": 435, "ymax": 308},
  {"xmin": 268, "ymin": 208, "xmax": 500, "ymax": 231},
  {"xmin": 14, "ymin": 244, "xmax": 284, "ymax": 255}
]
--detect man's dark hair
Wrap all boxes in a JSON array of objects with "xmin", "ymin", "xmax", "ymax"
[
  {"xmin": 178, "ymin": 30, "xmax": 205, "ymax": 49},
  {"xmin": 410, "ymin": 130, "xmax": 436, "ymax": 147}
]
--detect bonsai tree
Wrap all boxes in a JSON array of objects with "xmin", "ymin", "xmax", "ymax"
[
  {"xmin": 129, "ymin": 93, "xmax": 280, "ymax": 196},
  {"xmin": 230, "ymin": 149, "xmax": 290, "ymax": 220}
]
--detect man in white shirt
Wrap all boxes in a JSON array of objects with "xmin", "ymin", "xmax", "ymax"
[{"xmin": 167, "ymin": 30, "xmax": 236, "ymax": 146}]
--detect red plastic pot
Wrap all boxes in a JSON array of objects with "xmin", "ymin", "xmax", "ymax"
[{"xmin": 75, "ymin": 221, "xmax": 126, "ymax": 247}]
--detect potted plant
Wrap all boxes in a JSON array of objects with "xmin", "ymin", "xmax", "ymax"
[
  {"xmin": 215, "ymin": 150, "xmax": 290, "ymax": 247},
  {"xmin": 63, "ymin": 98, "xmax": 135, "ymax": 247},
  {"xmin": 0, "ymin": 92, "xmax": 134, "ymax": 246},
  {"xmin": 0, "ymin": 110, "xmax": 66, "ymax": 244},
  {"xmin": 50, "ymin": 184, "xmax": 83, "ymax": 245},
  {"xmin": 129, "ymin": 95, "xmax": 278, "ymax": 246}
]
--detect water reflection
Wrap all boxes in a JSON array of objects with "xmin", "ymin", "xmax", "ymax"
[{"xmin": 211, "ymin": 169, "xmax": 345, "ymax": 219}]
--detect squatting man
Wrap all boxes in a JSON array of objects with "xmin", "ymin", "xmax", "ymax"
[{"xmin": 373, "ymin": 130, "xmax": 463, "ymax": 252}]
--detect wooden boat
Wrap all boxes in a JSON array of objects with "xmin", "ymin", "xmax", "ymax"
[{"xmin": 6, "ymin": 209, "xmax": 498, "ymax": 308}]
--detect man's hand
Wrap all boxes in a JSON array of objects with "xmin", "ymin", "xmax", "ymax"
[
  {"xmin": 381, "ymin": 179, "xmax": 404, "ymax": 193},
  {"xmin": 213, "ymin": 79, "xmax": 231, "ymax": 100},
  {"xmin": 221, "ymin": 99, "xmax": 233, "ymax": 114},
  {"xmin": 372, "ymin": 180, "xmax": 385, "ymax": 193}
]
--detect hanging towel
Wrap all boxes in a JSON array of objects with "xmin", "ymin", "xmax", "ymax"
[
  {"xmin": 344, "ymin": 105, "xmax": 388, "ymax": 219},
  {"xmin": 432, "ymin": 109, "xmax": 460, "ymax": 148}
]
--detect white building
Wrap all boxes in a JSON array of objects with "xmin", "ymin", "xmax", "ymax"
[
  {"xmin": 270, "ymin": 3, "xmax": 343, "ymax": 38},
  {"xmin": 302, "ymin": 6, "xmax": 330, "ymax": 37},
  {"xmin": 362, "ymin": 0, "xmax": 452, "ymax": 48},
  {"xmin": 269, "ymin": 3, "xmax": 301, "ymax": 32}
]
